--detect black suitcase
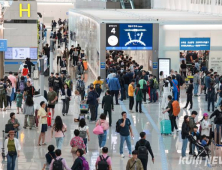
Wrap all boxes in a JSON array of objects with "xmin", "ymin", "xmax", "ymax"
[{"xmin": 5, "ymin": 124, "xmax": 14, "ymax": 133}]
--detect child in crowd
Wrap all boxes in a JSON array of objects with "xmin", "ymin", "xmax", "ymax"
[
  {"xmin": 42, "ymin": 145, "xmax": 56, "ymax": 170},
  {"xmin": 201, "ymin": 135, "xmax": 210, "ymax": 153},
  {"xmin": 22, "ymin": 65, "xmax": 29, "ymax": 77},
  {"xmin": 191, "ymin": 126, "xmax": 200, "ymax": 156},
  {"xmin": 15, "ymin": 89, "xmax": 23, "ymax": 114}
]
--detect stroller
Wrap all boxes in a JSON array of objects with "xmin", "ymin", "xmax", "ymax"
[{"xmin": 188, "ymin": 135, "xmax": 210, "ymax": 159}]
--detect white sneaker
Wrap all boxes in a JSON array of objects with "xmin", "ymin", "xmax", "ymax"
[{"xmin": 121, "ymin": 154, "xmax": 125, "ymax": 158}]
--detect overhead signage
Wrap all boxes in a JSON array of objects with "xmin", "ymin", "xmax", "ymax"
[
  {"xmin": 5, "ymin": 47, "xmax": 38, "ymax": 60},
  {"xmin": 106, "ymin": 23, "xmax": 153, "ymax": 50},
  {"xmin": 20, "ymin": 3, "xmax": 31, "ymax": 18},
  {"xmin": 180, "ymin": 38, "xmax": 210, "ymax": 50},
  {"xmin": 158, "ymin": 58, "xmax": 171, "ymax": 78},
  {"xmin": 0, "ymin": 39, "xmax": 7, "ymax": 51}
]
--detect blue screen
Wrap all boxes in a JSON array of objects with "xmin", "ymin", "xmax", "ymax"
[
  {"xmin": 180, "ymin": 38, "xmax": 210, "ymax": 50},
  {"xmin": 106, "ymin": 23, "xmax": 153, "ymax": 50},
  {"xmin": 119, "ymin": 24, "xmax": 153, "ymax": 50}
]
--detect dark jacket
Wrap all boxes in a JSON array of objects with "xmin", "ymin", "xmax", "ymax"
[
  {"xmin": 149, "ymin": 79, "xmax": 154, "ymax": 89},
  {"xmin": 186, "ymin": 84, "xmax": 193, "ymax": 94},
  {"xmin": 87, "ymin": 90, "xmax": 99, "ymax": 105},
  {"xmin": 48, "ymin": 76, "xmax": 55, "ymax": 87},
  {"xmin": 61, "ymin": 88, "xmax": 71, "ymax": 98},
  {"xmin": 135, "ymin": 88, "xmax": 143, "ymax": 102},
  {"xmin": 45, "ymin": 152, "xmax": 56, "ymax": 164},
  {"xmin": 25, "ymin": 61, "xmax": 35, "ymax": 72},
  {"xmin": 210, "ymin": 109, "xmax": 222, "ymax": 124},
  {"xmin": 135, "ymin": 139, "xmax": 154, "ymax": 159},
  {"xmin": 60, "ymin": 60, "xmax": 67, "ymax": 68},
  {"xmin": 181, "ymin": 122, "xmax": 190, "ymax": 139},
  {"xmin": 189, "ymin": 116, "xmax": 196, "ymax": 133},
  {"xmin": 71, "ymin": 157, "xmax": 83, "ymax": 170},
  {"xmin": 102, "ymin": 94, "xmax": 113, "ymax": 111},
  {"xmin": 53, "ymin": 77, "xmax": 62, "ymax": 90},
  {"xmin": 207, "ymin": 87, "xmax": 215, "ymax": 99}
]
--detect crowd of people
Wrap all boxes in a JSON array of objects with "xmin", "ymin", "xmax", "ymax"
[{"xmin": 2, "ymin": 18, "xmax": 222, "ymax": 170}]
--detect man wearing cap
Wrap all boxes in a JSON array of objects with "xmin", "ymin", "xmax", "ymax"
[{"xmin": 48, "ymin": 72, "xmax": 55, "ymax": 87}]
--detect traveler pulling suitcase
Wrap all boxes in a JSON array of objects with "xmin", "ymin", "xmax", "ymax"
[{"xmin": 160, "ymin": 113, "xmax": 172, "ymax": 135}]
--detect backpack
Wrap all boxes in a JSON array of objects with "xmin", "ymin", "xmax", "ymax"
[
  {"xmin": 98, "ymin": 155, "xmax": 109, "ymax": 170},
  {"xmin": 79, "ymin": 127, "xmax": 87, "ymax": 139},
  {"xmin": 52, "ymin": 158, "xmax": 63, "ymax": 170},
  {"xmin": 116, "ymin": 119, "xmax": 121, "ymax": 133},
  {"xmin": 79, "ymin": 157, "xmax": 89, "ymax": 170},
  {"xmin": 154, "ymin": 79, "xmax": 159, "ymax": 89},
  {"xmin": 172, "ymin": 101, "xmax": 180, "ymax": 116},
  {"xmin": 95, "ymin": 84, "xmax": 100, "ymax": 90},
  {"xmin": 77, "ymin": 80, "xmax": 85, "ymax": 92},
  {"xmin": 214, "ymin": 111, "xmax": 222, "ymax": 124},
  {"xmin": 0, "ymin": 83, "xmax": 5, "ymax": 95},
  {"xmin": 138, "ymin": 141, "xmax": 148, "ymax": 159},
  {"xmin": 19, "ymin": 81, "xmax": 25, "ymax": 92}
]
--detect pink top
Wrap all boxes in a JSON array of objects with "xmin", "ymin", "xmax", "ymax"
[
  {"xmin": 96, "ymin": 119, "xmax": 109, "ymax": 130},
  {"xmin": 96, "ymin": 154, "xmax": 112, "ymax": 166},
  {"xmin": 70, "ymin": 136, "xmax": 86, "ymax": 149},
  {"xmin": 52, "ymin": 123, "xmax": 67, "ymax": 138},
  {"xmin": 8, "ymin": 75, "xmax": 16, "ymax": 88}
]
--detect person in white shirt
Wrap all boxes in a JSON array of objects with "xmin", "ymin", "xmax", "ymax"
[
  {"xmin": 200, "ymin": 113, "xmax": 211, "ymax": 137},
  {"xmin": 161, "ymin": 79, "xmax": 172, "ymax": 109},
  {"xmin": 18, "ymin": 61, "xmax": 25, "ymax": 74},
  {"xmin": 26, "ymin": 74, "xmax": 33, "ymax": 85},
  {"xmin": 57, "ymin": 46, "xmax": 63, "ymax": 66}
]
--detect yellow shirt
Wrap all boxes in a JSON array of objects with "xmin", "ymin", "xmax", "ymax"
[
  {"xmin": 38, "ymin": 107, "xmax": 47, "ymax": 124},
  {"xmin": 93, "ymin": 80, "xmax": 104, "ymax": 89},
  {"xmin": 128, "ymin": 84, "xmax": 135, "ymax": 97}
]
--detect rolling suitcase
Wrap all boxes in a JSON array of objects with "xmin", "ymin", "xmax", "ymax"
[
  {"xmin": 83, "ymin": 61, "xmax": 88, "ymax": 70},
  {"xmin": 160, "ymin": 113, "xmax": 171, "ymax": 135},
  {"xmin": 47, "ymin": 112, "xmax": 52, "ymax": 127},
  {"xmin": 156, "ymin": 91, "xmax": 159, "ymax": 101},
  {"xmin": 33, "ymin": 69, "xmax": 39, "ymax": 80}
]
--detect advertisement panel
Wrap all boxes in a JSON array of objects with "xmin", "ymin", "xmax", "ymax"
[
  {"xmin": 106, "ymin": 23, "xmax": 153, "ymax": 50},
  {"xmin": 180, "ymin": 38, "xmax": 210, "ymax": 51}
]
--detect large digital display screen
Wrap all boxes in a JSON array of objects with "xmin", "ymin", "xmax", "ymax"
[
  {"xmin": 106, "ymin": 23, "xmax": 153, "ymax": 50},
  {"xmin": 180, "ymin": 38, "xmax": 210, "ymax": 50},
  {"xmin": 5, "ymin": 47, "xmax": 38, "ymax": 60},
  {"xmin": 159, "ymin": 58, "xmax": 171, "ymax": 78}
]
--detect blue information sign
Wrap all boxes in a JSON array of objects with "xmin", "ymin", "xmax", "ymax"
[
  {"xmin": 100, "ymin": 62, "xmax": 106, "ymax": 69},
  {"xmin": 180, "ymin": 38, "xmax": 210, "ymax": 50},
  {"xmin": 106, "ymin": 23, "xmax": 153, "ymax": 50},
  {"xmin": 153, "ymin": 62, "xmax": 158, "ymax": 69},
  {"xmin": 0, "ymin": 39, "xmax": 7, "ymax": 51}
]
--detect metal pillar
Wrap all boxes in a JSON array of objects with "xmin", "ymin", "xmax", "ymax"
[{"xmin": 50, "ymin": 39, "xmax": 54, "ymax": 74}]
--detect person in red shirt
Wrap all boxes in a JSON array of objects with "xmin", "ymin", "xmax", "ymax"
[{"xmin": 22, "ymin": 65, "xmax": 29, "ymax": 77}]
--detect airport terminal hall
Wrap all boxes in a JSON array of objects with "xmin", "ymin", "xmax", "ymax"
[{"xmin": 1, "ymin": 0, "xmax": 222, "ymax": 170}]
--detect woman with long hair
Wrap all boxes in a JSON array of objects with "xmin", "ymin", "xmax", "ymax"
[
  {"xmin": 23, "ymin": 96, "xmax": 35, "ymax": 129},
  {"xmin": 78, "ymin": 118, "xmax": 90, "ymax": 152},
  {"xmin": 61, "ymin": 83, "xmax": 71, "ymax": 116},
  {"xmin": 161, "ymin": 77, "xmax": 172, "ymax": 109},
  {"xmin": 159, "ymin": 71, "xmax": 164, "ymax": 97},
  {"xmin": 180, "ymin": 60, "xmax": 187, "ymax": 78},
  {"xmin": 51, "ymin": 116, "xmax": 67, "ymax": 149},
  {"xmin": 181, "ymin": 115, "xmax": 190, "ymax": 157}
]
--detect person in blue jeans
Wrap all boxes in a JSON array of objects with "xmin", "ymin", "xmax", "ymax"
[
  {"xmin": 96, "ymin": 114, "xmax": 109, "ymax": 148},
  {"xmin": 118, "ymin": 111, "xmax": 134, "ymax": 158},
  {"xmin": 181, "ymin": 115, "xmax": 190, "ymax": 157},
  {"xmin": 5, "ymin": 130, "xmax": 21, "ymax": 170},
  {"xmin": 149, "ymin": 75, "xmax": 156, "ymax": 103},
  {"xmin": 172, "ymin": 75, "xmax": 179, "ymax": 101}
]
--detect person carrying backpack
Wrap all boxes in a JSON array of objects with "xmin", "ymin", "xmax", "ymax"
[
  {"xmin": 135, "ymin": 132, "xmax": 154, "ymax": 170},
  {"xmin": 95, "ymin": 147, "xmax": 112, "ymax": 170},
  {"xmin": 18, "ymin": 76, "xmax": 27, "ymax": 93},
  {"xmin": 76, "ymin": 75, "xmax": 85, "ymax": 101},
  {"xmin": 49, "ymin": 149, "xmax": 71, "ymax": 170},
  {"xmin": 71, "ymin": 149, "xmax": 89, "ymax": 170},
  {"xmin": 93, "ymin": 76, "xmax": 104, "ymax": 97}
]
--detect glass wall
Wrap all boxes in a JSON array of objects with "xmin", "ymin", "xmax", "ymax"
[{"xmin": 69, "ymin": 12, "xmax": 100, "ymax": 76}]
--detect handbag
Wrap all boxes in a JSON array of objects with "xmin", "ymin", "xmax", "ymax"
[
  {"xmin": 8, "ymin": 151, "xmax": 16, "ymax": 157},
  {"xmin": 93, "ymin": 121, "xmax": 104, "ymax": 135},
  {"xmin": 61, "ymin": 95, "xmax": 66, "ymax": 99},
  {"xmin": 71, "ymin": 146, "xmax": 78, "ymax": 154}
]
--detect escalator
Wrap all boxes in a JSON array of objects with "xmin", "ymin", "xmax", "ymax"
[{"xmin": 120, "ymin": 0, "xmax": 134, "ymax": 9}]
